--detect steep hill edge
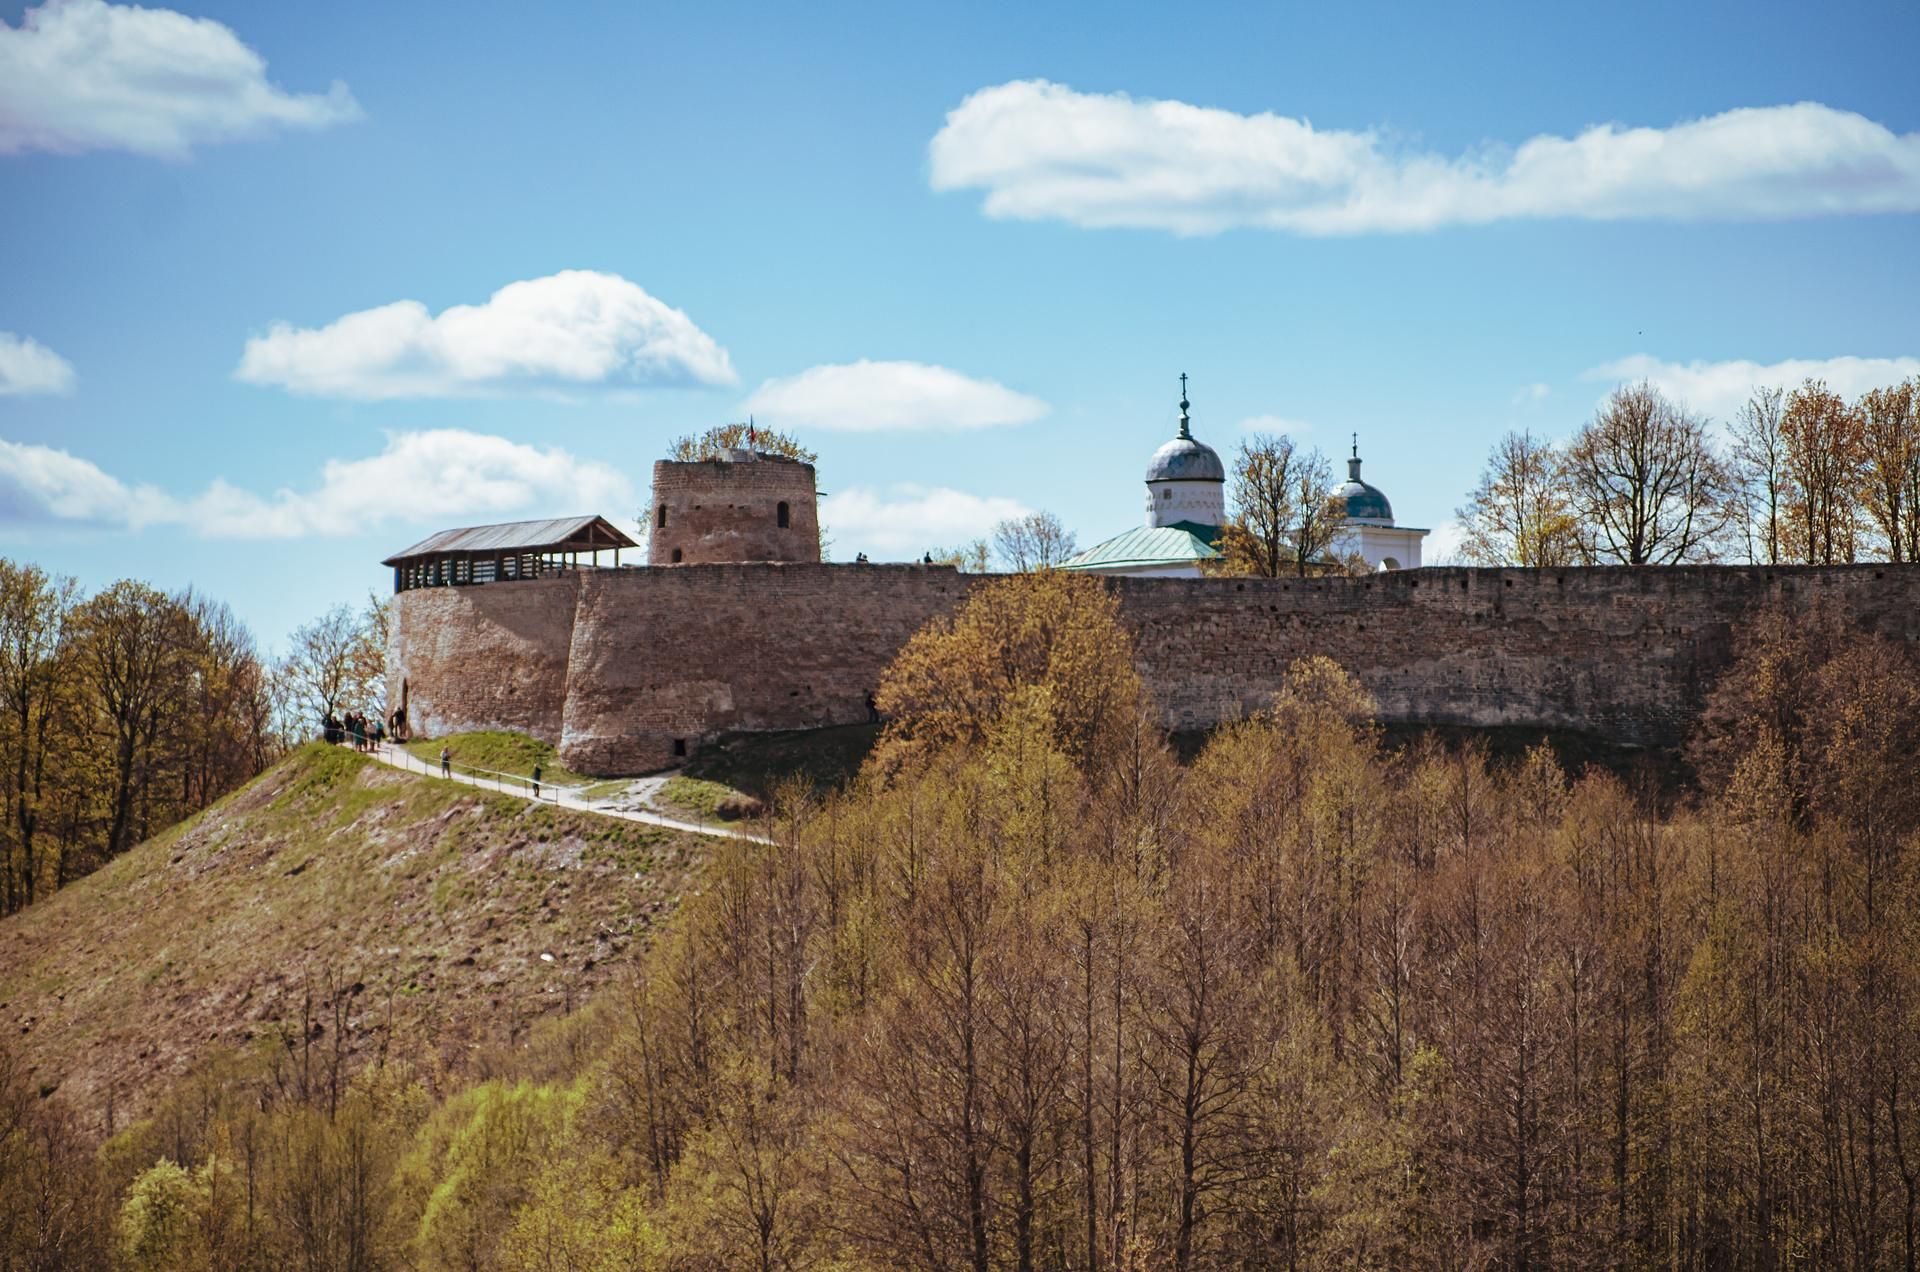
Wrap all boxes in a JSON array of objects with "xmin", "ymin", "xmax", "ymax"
[{"xmin": 0, "ymin": 743, "xmax": 713, "ymax": 1137}]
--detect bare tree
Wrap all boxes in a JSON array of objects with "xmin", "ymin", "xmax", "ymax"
[
  {"xmin": 1218, "ymin": 433, "xmax": 1302, "ymax": 577},
  {"xmin": 930, "ymin": 540, "xmax": 993, "ymax": 572},
  {"xmin": 1782, "ymin": 380, "xmax": 1865, "ymax": 564},
  {"xmin": 0, "ymin": 563, "xmax": 75, "ymax": 911},
  {"xmin": 280, "ymin": 601, "xmax": 385, "ymax": 730},
  {"xmin": 73, "ymin": 580, "xmax": 192, "ymax": 858},
  {"xmin": 1730, "ymin": 386, "xmax": 1788, "ymax": 564},
  {"xmin": 1860, "ymin": 379, "xmax": 1919, "ymax": 562},
  {"xmin": 1564, "ymin": 382, "xmax": 1731, "ymax": 564},
  {"xmin": 992, "ymin": 512, "xmax": 1078, "ymax": 572},
  {"xmin": 1288, "ymin": 447, "xmax": 1341, "ymax": 576},
  {"xmin": 1456, "ymin": 431, "xmax": 1578, "ymax": 566}
]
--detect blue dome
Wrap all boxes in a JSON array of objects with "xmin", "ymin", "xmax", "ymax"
[
  {"xmin": 1146, "ymin": 435, "xmax": 1225, "ymax": 483},
  {"xmin": 1337, "ymin": 479, "xmax": 1393, "ymax": 523},
  {"xmin": 1336, "ymin": 450, "xmax": 1393, "ymax": 523}
]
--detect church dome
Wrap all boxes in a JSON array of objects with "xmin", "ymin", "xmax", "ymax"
[
  {"xmin": 1336, "ymin": 444, "xmax": 1393, "ymax": 524},
  {"xmin": 1146, "ymin": 381, "xmax": 1225, "ymax": 483},
  {"xmin": 1146, "ymin": 435, "xmax": 1225, "ymax": 483}
]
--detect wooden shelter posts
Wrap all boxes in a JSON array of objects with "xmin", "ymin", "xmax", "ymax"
[{"xmin": 381, "ymin": 515, "xmax": 639, "ymax": 592}]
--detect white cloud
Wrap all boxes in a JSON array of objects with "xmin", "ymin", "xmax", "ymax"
[
  {"xmin": 236, "ymin": 270, "xmax": 736, "ymax": 400},
  {"xmin": 1511, "ymin": 383, "xmax": 1550, "ymax": 406},
  {"xmin": 822, "ymin": 483, "xmax": 1031, "ymax": 556},
  {"xmin": 1583, "ymin": 353, "xmax": 1920, "ymax": 423},
  {"xmin": 930, "ymin": 80, "xmax": 1920, "ymax": 236},
  {"xmin": 1423, "ymin": 519, "xmax": 1468, "ymax": 566},
  {"xmin": 0, "ymin": 429, "xmax": 633, "ymax": 538},
  {"xmin": 1237, "ymin": 413, "xmax": 1312, "ymax": 434},
  {"xmin": 0, "ymin": 333, "xmax": 76, "ymax": 396},
  {"xmin": 0, "ymin": 0, "xmax": 359, "ymax": 158},
  {"xmin": 744, "ymin": 360, "xmax": 1047, "ymax": 432}
]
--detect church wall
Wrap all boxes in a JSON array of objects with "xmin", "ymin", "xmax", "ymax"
[{"xmin": 388, "ymin": 563, "xmax": 1920, "ymax": 775}]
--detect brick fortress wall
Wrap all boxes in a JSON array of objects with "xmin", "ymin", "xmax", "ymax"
[
  {"xmin": 387, "ymin": 563, "xmax": 1920, "ymax": 775},
  {"xmin": 648, "ymin": 457, "xmax": 821, "ymax": 566}
]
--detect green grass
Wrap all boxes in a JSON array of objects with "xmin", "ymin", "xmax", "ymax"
[
  {"xmin": 656, "ymin": 775, "xmax": 761, "ymax": 821},
  {"xmin": 404, "ymin": 730, "xmax": 592, "ymax": 787}
]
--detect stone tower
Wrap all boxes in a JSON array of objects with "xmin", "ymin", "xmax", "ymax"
[{"xmin": 648, "ymin": 449, "xmax": 821, "ymax": 565}]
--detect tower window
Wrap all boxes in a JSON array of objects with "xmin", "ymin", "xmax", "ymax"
[
  {"xmin": 671, "ymin": 548, "xmax": 683, "ymax": 563},
  {"xmin": 1161, "ymin": 489, "xmax": 1171, "ymax": 499},
  {"xmin": 777, "ymin": 501, "xmax": 791, "ymax": 529},
  {"xmin": 657, "ymin": 504, "xmax": 668, "ymax": 528}
]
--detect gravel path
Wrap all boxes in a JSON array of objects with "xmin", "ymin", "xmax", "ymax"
[{"xmin": 363, "ymin": 743, "xmax": 773, "ymax": 845}]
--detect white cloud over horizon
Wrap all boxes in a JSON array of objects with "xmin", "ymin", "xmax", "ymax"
[
  {"xmin": 0, "ymin": 429, "xmax": 633, "ymax": 539},
  {"xmin": 0, "ymin": 333, "xmax": 76, "ymax": 396},
  {"xmin": 0, "ymin": 0, "xmax": 359, "ymax": 158},
  {"xmin": 822, "ymin": 483, "xmax": 1031, "ymax": 556},
  {"xmin": 236, "ymin": 271, "xmax": 737, "ymax": 400},
  {"xmin": 744, "ymin": 360, "xmax": 1048, "ymax": 432},
  {"xmin": 1583, "ymin": 353, "xmax": 1920, "ymax": 423},
  {"xmin": 929, "ymin": 80, "xmax": 1920, "ymax": 235}
]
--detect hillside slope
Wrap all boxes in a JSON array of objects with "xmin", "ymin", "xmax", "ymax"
[{"xmin": 0, "ymin": 743, "xmax": 710, "ymax": 1136}]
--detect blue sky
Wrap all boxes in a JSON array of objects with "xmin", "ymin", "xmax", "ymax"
[{"xmin": 3, "ymin": 0, "xmax": 1918, "ymax": 650}]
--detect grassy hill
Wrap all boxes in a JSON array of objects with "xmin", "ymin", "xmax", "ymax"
[{"xmin": 0, "ymin": 742, "xmax": 713, "ymax": 1138}]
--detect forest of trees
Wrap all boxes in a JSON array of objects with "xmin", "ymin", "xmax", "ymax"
[
  {"xmin": 0, "ymin": 560, "xmax": 387, "ymax": 918},
  {"xmin": 4, "ymin": 570, "xmax": 1915, "ymax": 1269},
  {"xmin": 1457, "ymin": 376, "xmax": 1920, "ymax": 568}
]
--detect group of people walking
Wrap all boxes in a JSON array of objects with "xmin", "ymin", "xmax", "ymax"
[{"xmin": 323, "ymin": 710, "xmax": 386, "ymax": 751}]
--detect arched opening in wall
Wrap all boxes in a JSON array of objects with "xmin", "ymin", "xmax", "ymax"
[
  {"xmin": 673, "ymin": 738, "xmax": 687, "ymax": 757},
  {"xmin": 657, "ymin": 504, "xmax": 668, "ymax": 528},
  {"xmin": 671, "ymin": 548, "xmax": 683, "ymax": 563},
  {"xmin": 1380, "ymin": 557, "xmax": 1401, "ymax": 571},
  {"xmin": 777, "ymin": 501, "xmax": 790, "ymax": 529}
]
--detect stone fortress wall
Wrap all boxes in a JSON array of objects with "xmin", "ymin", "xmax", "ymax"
[{"xmin": 387, "ymin": 561, "xmax": 1920, "ymax": 775}]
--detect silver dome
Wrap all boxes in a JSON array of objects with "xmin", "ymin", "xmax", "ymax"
[{"xmin": 1146, "ymin": 435, "xmax": 1226, "ymax": 483}]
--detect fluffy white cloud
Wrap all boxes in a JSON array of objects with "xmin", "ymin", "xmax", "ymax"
[
  {"xmin": 744, "ymin": 360, "xmax": 1047, "ymax": 431},
  {"xmin": 1583, "ymin": 353, "xmax": 1920, "ymax": 423},
  {"xmin": 0, "ymin": 333, "xmax": 76, "ymax": 396},
  {"xmin": 0, "ymin": 429, "xmax": 633, "ymax": 538},
  {"xmin": 1423, "ymin": 519, "xmax": 1469, "ymax": 566},
  {"xmin": 1237, "ymin": 413, "xmax": 1312, "ymax": 434},
  {"xmin": 0, "ymin": 0, "xmax": 359, "ymax": 158},
  {"xmin": 930, "ymin": 80, "xmax": 1920, "ymax": 236},
  {"xmin": 236, "ymin": 271, "xmax": 737, "ymax": 400},
  {"xmin": 822, "ymin": 484, "xmax": 1031, "ymax": 556}
]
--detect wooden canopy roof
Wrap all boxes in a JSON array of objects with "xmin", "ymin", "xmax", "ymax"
[{"xmin": 381, "ymin": 515, "xmax": 636, "ymax": 567}]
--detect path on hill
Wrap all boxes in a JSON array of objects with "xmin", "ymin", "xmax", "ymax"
[{"xmin": 363, "ymin": 743, "xmax": 775, "ymax": 845}]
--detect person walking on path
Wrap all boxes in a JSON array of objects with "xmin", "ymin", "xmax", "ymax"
[
  {"xmin": 531, "ymin": 764, "xmax": 542, "ymax": 798},
  {"xmin": 440, "ymin": 745, "xmax": 451, "ymax": 777}
]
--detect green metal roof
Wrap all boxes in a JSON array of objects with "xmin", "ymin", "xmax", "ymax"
[{"xmin": 1061, "ymin": 524, "xmax": 1221, "ymax": 571}]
